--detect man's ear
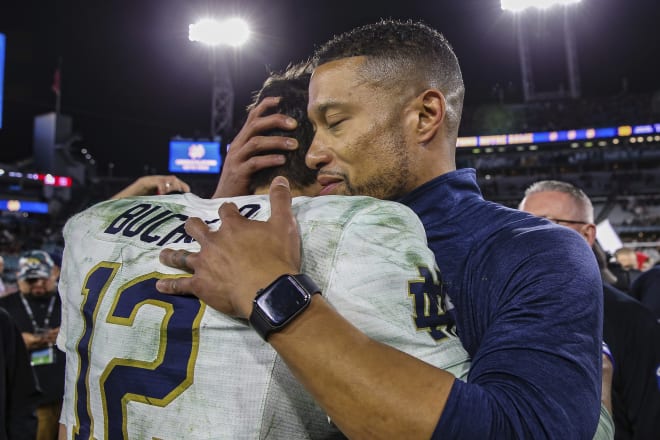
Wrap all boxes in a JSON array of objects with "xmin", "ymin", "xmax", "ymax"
[
  {"xmin": 414, "ymin": 89, "xmax": 445, "ymax": 144},
  {"xmin": 581, "ymin": 223, "xmax": 597, "ymax": 246}
]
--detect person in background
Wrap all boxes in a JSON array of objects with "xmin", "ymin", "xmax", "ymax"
[
  {"xmin": 47, "ymin": 251, "xmax": 62, "ymax": 293},
  {"xmin": 611, "ymin": 247, "xmax": 643, "ymax": 293},
  {"xmin": 615, "ymin": 247, "xmax": 639, "ymax": 270},
  {"xmin": 0, "ymin": 254, "xmax": 18, "ymax": 297},
  {"xmin": 631, "ymin": 258, "xmax": 660, "ymax": 322},
  {"xmin": 519, "ymin": 179, "xmax": 660, "ymax": 440},
  {"xmin": 157, "ymin": 19, "xmax": 605, "ymax": 439},
  {"xmin": 0, "ymin": 250, "xmax": 65, "ymax": 440},
  {"xmin": 1, "ymin": 306, "xmax": 39, "ymax": 440}
]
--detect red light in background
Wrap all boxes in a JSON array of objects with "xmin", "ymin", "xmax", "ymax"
[{"xmin": 35, "ymin": 173, "xmax": 72, "ymax": 187}]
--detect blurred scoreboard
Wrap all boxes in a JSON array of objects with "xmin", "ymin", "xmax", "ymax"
[
  {"xmin": 457, "ymin": 123, "xmax": 660, "ymax": 149},
  {"xmin": 168, "ymin": 139, "xmax": 222, "ymax": 174}
]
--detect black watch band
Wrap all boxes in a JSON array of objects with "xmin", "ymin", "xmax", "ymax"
[{"xmin": 249, "ymin": 274, "xmax": 321, "ymax": 341}]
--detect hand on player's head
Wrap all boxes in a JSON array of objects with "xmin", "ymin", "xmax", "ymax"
[{"xmin": 213, "ymin": 97, "xmax": 299, "ymax": 198}]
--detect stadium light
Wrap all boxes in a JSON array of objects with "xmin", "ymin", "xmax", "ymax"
[
  {"xmin": 501, "ymin": 0, "xmax": 582, "ymax": 12},
  {"xmin": 188, "ymin": 17, "xmax": 250, "ymax": 47},
  {"xmin": 188, "ymin": 17, "xmax": 251, "ymax": 138},
  {"xmin": 502, "ymin": 0, "xmax": 582, "ymax": 101}
]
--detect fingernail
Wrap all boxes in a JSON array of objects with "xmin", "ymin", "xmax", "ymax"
[
  {"xmin": 286, "ymin": 118, "xmax": 297, "ymax": 127},
  {"xmin": 273, "ymin": 176, "xmax": 290, "ymax": 188},
  {"xmin": 286, "ymin": 139, "xmax": 297, "ymax": 147}
]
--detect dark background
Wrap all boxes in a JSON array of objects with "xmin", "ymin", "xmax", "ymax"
[{"xmin": 1, "ymin": 0, "xmax": 659, "ymax": 177}]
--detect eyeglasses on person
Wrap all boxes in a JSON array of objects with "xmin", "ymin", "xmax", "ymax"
[{"xmin": 543, "ymin": 217, "xmax": 588, "ymax": 225}]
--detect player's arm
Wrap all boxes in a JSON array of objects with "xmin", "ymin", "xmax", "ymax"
[
  {"xmin": 212, "ymin": 97, "xmax": 299, "ymax": 197},
  {"xmin": 156, "ymin": 177, "xmax": 455, "ymax": 439},
  {"xmin": 110, "ymin": 175, "xmax": 190, "ymax": 199}
]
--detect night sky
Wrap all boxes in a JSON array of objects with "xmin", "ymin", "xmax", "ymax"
[{"xmin": 1, "ymin": 0, "xmax": 658, "ymax": 177}]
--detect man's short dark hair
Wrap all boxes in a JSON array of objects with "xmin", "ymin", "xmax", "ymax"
[
  {"xmin": 312, "ymin": 19, "xmax": 464, "ymax": 139},
  {"xmin": 248, "ymin": 63, "xmax": 317, "ymax": 194}
]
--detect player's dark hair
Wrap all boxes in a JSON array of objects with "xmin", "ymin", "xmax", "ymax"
[
  {"xmin": 312, "ymin": 19, "xmax": 464, "ymax": 139},
  {"xmin": 248, "ymin": 62, "xmax": 317, "ymax": 194}
]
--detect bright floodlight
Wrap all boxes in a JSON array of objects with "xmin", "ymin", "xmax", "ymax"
[
  {"xmin": 501, "ymin": 0, "xmax": 582, "ymax": 12},
  {"xmin": 189, "ymin": 17, "xmax": 250, "ymax": 47}
]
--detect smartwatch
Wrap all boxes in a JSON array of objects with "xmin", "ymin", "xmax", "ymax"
[{"xmin": 249, "ymin": 274, "xmax": 321, "ymax": 341}]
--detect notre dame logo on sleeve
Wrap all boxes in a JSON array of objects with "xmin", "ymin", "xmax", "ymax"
[{"xmin": 408, "ymin": 266, "xmax": 457, "ymax": 341}]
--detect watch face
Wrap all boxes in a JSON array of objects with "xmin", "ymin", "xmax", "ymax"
[{"xmin": 255, "ymin": 280, "xmax": 310, "ymax": 326}]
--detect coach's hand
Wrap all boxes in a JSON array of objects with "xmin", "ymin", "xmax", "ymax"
[
  {"xmin": 213, "ymin": 97, "xmax": 299, "ymax": 197},
  {"xmin": 157, "ymin": 176, "xmax": 302, "ymax": 318}
]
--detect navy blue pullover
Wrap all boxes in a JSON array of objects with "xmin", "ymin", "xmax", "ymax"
[{"xmin": 400, "ymin": 169, "xmax": 602, "ymax": 439}]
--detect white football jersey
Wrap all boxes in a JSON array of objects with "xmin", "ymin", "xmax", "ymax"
[{"xmin": 58, "ymin": 193, "xmax": 470, "ymax": 439}]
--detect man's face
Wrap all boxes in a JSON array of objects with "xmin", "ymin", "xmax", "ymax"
[
  {"xmin": 615, "ymin": 252, "xmax": 637, "ymax": 270},
  {"xmin": 18, "ymin": 277, "xmax": 49, "ymax": 296},
  {"xmin": 306, "ymin": 57, "xmax": 417, "ymax": 200},
  {"xmin": 519, "ymin": 190, "xmax": 592, "ymax": 243}
]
